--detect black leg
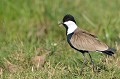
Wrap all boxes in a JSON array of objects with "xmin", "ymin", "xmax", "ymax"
[
  {"xmin": 88, "ymin": 53, "xmax": 95, "ymax": 72},
  {"xmin": 80, "ymin": 53, "xmax": 87, "ymax": 75}
]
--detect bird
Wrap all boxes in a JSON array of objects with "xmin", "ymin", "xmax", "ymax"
[{"xmin": 59, "ymin": 14, "xmax": 116, "ymax": 74}]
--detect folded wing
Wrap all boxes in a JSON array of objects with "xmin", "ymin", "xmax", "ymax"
[{"xmin": 70, "ymin": 29, "xmax": 108, "ymax": 51}]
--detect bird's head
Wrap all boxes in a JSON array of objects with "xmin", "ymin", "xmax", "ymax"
[
  {"xmin": 59, "ymin": 14, "xmax": 76, "ymax": 26},
  {"xmin": 59, "ymin": 14, "xmax": 78, "ymax": 35},
  {"xmin": 63, "ymin": 14, "xmax": 76, "ymax": 24}
]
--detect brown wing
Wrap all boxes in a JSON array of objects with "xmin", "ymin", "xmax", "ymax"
[
  {"xmin": 80, "ymin": 29, "xmax": 97, "ymax": 38},
  {"xmin": 70, "ymin": 28, "xmax": 108, "ymax": 51}
]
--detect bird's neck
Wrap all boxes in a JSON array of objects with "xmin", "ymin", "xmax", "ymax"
[{"xmin": 67, "ymin": 23, "xmax": 77, "ymax": 35}]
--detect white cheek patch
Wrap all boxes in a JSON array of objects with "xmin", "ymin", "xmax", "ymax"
[{"xmin": 64, "ymin": 21, "xmax": 78, "ymax": 35}]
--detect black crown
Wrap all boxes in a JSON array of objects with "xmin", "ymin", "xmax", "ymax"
[{"xmin": 63, "ymin": 14, "xmax": 76, "ymax": 23}]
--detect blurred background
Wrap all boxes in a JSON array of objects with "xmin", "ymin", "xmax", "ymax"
[{"xmin": 0, "ymin": 0, "xmax": 120, "ymax": 79}]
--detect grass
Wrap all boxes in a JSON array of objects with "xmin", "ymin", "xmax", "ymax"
[{"xmin": 0, "ymin": 0, "xmax": 120, "ymax": 79}]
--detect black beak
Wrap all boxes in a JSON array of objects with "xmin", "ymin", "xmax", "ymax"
[{"xmin": 58, "ymin": 21, "xmax": 63, "ymax": 25}]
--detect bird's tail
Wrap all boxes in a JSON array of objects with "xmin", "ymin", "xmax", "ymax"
[{"xmin": 101, "ymin": 48, "xmax": 116, "ymax": 56}]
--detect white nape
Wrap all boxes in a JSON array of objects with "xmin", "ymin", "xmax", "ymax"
[{"xmin": 64, "ymin": 21, "xmax": 78, "ymax": 35}]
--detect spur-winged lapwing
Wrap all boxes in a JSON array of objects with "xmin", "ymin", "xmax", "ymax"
[{"xmin": 59, "ymin": 14, "xmax": 116, "ymax": 74}]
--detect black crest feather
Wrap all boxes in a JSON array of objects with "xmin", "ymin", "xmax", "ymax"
[{"xmin": 63, "ymin": 14, "xmax": 76, "ymax": 23}]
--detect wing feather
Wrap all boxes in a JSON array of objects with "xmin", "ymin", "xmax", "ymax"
[{"xmin": 70, "ymin": 28, "xmax": 108, "ymax": 51}]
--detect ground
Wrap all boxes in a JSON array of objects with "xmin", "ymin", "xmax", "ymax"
[{"xmin": 0, "ymin": 0, "xmax": 120, "ymax": 79}]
